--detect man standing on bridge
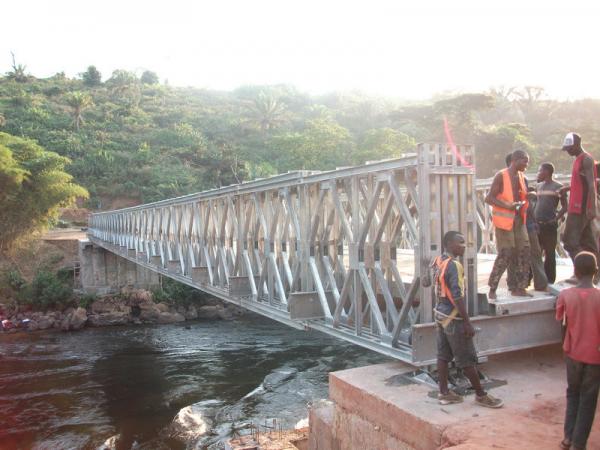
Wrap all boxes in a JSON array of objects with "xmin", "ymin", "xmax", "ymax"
[
  {"xmin": 535, "ymin": 162, "xmax": 567, "ymax": 284},
  {"xmin": 486, "ymin": 149, "xmax": 531, "ymax": 299},
  {"xmin": 427, "ymin": 231, "xmax": 503, "ymax": 408},
  {"xmin": 560, "ymin": 133, "xmax": 599, "ymax": 283}
]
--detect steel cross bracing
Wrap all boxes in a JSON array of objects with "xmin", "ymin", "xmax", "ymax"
[{"xmin": 88, "ymin": 143, "xmax": 561, "ymax": 365}]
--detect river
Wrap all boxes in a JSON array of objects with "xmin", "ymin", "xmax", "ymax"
[{"xmin": 0, "ymin": 314, "xmax": 388, "ymax": 449}]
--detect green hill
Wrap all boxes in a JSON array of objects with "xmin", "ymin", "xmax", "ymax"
[{"xmin": 1, "ymin": 67, "xmax": 597, "ymax": 209}]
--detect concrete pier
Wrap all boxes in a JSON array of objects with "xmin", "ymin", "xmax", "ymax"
[
  {"xmin": 78, "ymin": 239, "xmax": 160, "ymax": 294},
  {"xmin": 309, "ymin": 346, "xmax": 600, "ymax": 449}
]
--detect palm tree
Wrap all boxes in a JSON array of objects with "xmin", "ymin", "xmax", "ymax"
[
  {"xmin": 246, "ymin": 92, "xmax": 286, "ymax": 132},
  {"xmin": 66, "ymin": 92, "xmax": 94, "ymax": 131},
  {"xmin": 6, "ymin": 52, "xmax": 29, "ymax": 82}
]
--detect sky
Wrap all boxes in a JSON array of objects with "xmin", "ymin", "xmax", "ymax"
[{"xmin": 2, "ymin": 0, "xmax": 600, "ymax": 100}]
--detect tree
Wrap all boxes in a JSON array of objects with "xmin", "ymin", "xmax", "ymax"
[
  {"xmin": 6, "ymin": 52, "xmax": 30, "ymax": 82},
  {"xmin": 353, "ymin": 128, "xmax": 415, "ymax": 164},
  {"xmin": 0, "ymin": 132, "xmax": 88, "ymax": 250},
  {"xmin": 246, "ymin": 91, "xmax": 287, "ymax": 132},
  {"xmin": 0, "ymin": 144, "xmax": 27, "ymax": 202},
  {"xmin": 270, "ymin": 118, "xmax": 354, "ymax": 171},
  {"xmin": 140, "ymin": 70, "xmax": 159, "ymax": 85},
  {"xmin": 474, "ymin": 123, "xmax": 534, "ymax": 177},
  {"xmin": 107, "ymin": 69, "xmax": 138, "ymax": 87},
  {"xmin": 65, "ymin": 92, "xmax": 94, "ymax": 131},
  {"xmin": 0, "ymin": 113, "xmax": 5, "ymax": 127},
  {"xmin": 81, "ymin": 65, "xmax": 102, "ymax": 86}
]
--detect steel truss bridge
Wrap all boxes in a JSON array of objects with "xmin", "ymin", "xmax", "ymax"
[{"xmin": 88, "ymin": 144, "xmax": 563, "ymax": 365}]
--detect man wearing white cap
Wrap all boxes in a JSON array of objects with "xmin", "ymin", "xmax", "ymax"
[{"xmin": 561, "ymin": 132, "xmax": 599, "ymax": 282}]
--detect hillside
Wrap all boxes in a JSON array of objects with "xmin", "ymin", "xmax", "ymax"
[{"xmin": 1, "ymin": 67, "xmax": 598, "ymax": 210}]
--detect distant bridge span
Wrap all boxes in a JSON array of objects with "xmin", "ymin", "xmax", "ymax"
[{"xmin": 88, "ymin": 144, "xmax": 562, "ymax": 365}]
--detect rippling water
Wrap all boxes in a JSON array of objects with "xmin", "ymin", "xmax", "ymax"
[{"xmin": 0, "ymin": 314, "xmax": 388, "ymax": 449}]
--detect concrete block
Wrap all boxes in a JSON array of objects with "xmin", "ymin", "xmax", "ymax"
[
  {"xmin": 168, "ymin": 260, "xmax": 182, "ymax": 274},
  {"xmin": 329, "ymin": 363, "xmax": 443, "ymax": 449},
  {"xmin": 324, "ymin": 346, "xmax": 600, "ymax": 450},
  {"xmin": 228, "ymin": 276, "xmax": 259, "ymax": 296},
  {"xmin": 191, "ymin": 266, "xmax": 209, "ymax": 284},
  {"xmin": 308, "ymin": 401, "xmax": 338, "ymax": 450}
]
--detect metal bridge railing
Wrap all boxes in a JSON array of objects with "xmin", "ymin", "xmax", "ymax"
[{"xmin": 88, "ymin": 145, "xmax": 564, "ymax": 365}]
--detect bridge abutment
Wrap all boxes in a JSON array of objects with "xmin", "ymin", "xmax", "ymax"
[
  {"xmin": 308, "ymin": 346, "xmax": 600, "ymax": 449},
  {"xmin": 78, "ymin": 239, "xmax": 160, "ymax": 295}
]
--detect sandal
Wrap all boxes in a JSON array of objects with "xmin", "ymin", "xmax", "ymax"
[{"xmin": 559, "ymin": 438, "xmax": 571, "ymax": 450}]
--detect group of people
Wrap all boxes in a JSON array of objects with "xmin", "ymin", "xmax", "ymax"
[
  {"xmin": 487, "ymin": 131, "xmax": 598, "ymax": 299},
  {"xmin": 426, "ymin": 132, "xmax": 600, "ymax": 450}
]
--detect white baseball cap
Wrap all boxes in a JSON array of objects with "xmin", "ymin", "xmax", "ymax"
[{"xmin": 562, "ymin": 132, "xmax": 581, "ymax": 150}]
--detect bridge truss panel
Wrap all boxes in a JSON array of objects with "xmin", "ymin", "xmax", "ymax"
[{"xmin": 88, "ymin": 144, "xmax": 560, "ymax": 365}]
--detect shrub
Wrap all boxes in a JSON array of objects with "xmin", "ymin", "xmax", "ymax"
[
  {"xmin": 77, "ymin": 293, "xmax": 97, "ymax": 309},
  {"xmin": 152, "ymin": 277, "xmax": 208, "ymax": 307},
  {"xmin": 19, "ymin": 270, "xmax": 73, "ymax": 310},
  {"xmin": 6, "ymin": 270, "xmax": 26, "ymax": 291}
]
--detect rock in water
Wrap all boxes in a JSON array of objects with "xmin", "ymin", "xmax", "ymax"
[
  {"xmin": 70, "ymin": 307, "xmax": 87, "ymax": 330},
  {"xmin": 156, "ymin": 302, "xmax": 170, "ymax": 313},
  {"xmin": 184, "ymin": 305, "xmax": 198, "ymax": 320},
  {"xmin": 37, "ymin": 317, "xmax": 54, "ymax": 330},
  {"xmin": 61, "ymin": 313, "xmax": 73, "ymax": 331},
  {"xmin": 88, "ymin": 311, "xmax": 130, "ymax": 327},
  {"xmin": 157, "ymin": 312, "xmax": 186, "ymax": 324},
  {"xmin": 170, "ymin": 404, "xmax": 212, "ymax": 441},
  {"xmin": 197, "ymin": 306, "xmax": 221, "ymax": 320}
]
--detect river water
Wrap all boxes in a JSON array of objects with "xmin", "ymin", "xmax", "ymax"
[{"xmin": 0, "ymin": 314, "xmax": 388, "ymax": 449}]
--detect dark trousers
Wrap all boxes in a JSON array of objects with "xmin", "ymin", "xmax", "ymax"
[
  {"xmin": 564, "ymin": 356, "xmax": 600, "ymax": 449},
  {"xmin": 563, "ymin": 213, "xmax": 599, "ymax": 263},
  {"xmin": 538, "ymin": 223, "xmax": 558, "ymax": 283}
]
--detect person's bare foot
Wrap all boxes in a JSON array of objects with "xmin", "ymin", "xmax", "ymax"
[
  {"xmin": 488, "ymin": 289, "xmax": 497, "ymax": 300},
  {"xmin": 511, "ymin": 289, "xmax": 533, "ymax": 297}
]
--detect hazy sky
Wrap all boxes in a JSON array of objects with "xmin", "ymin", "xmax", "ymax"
[{"xmin": 2, "ymin": 0, "xmax": 600, "ymax": 99}]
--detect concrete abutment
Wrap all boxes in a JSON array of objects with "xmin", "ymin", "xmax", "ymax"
[{"xmin": 78, "ymin": 239, "xmax": 160, "ymax": 294}]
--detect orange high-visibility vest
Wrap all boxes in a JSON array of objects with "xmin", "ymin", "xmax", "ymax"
[
  {"xmin": 491, "ymin": 168, "xmax": 528, "ymax": 231},
  {"xmin": 433, "ymin": 256, "xmax": 457, "ymax": 307}
]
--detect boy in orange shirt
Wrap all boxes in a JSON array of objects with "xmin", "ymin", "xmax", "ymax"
[{"xmin": 556, "ymin": 251, "xmax": 600, "ymax": 450}]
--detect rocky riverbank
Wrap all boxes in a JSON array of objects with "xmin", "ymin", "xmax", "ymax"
[{"xmin": 0, "ymin": 288, "xmax": 244, "ymax": 333}]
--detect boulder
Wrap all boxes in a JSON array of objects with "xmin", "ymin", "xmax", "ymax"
[
  {"xmin": 91, "ymin": 298, "xmax": 130, "ymax": 314},
  {"xmin": 88, "ymin": 312, "xmax": 130, "ymax": 327},
  {"xmin": 157, "ymin": 312, "xmax": 186, "ymax": 324},
  {"xmin": 197, "ymin": 306, "xmax": 221, "ymax": 320},
  {"xmin": 217, "ymin": 308, "xmax": 233, "ymax": 321},
  {"xmin": 61, "ymin": 314, "xmax": 71, "ymax": 331},
  {"xmin": 218, "ymin": 305, "xmax": 243, "ymax": 320},
  {"xmin": 70, "ymin": 307, "xmax": 88, "ymax": 330},
  {"xmin": 184, "ymin": 305, "xmax": 198, "ymax": 320},
  {"xmin": 123, "ymin": 288, "xmax": 153, "ymax": 304},
  {"xmin": 27, "ymin": 320, "xmax": 39, "ymax": 331},
  {"xmin": 37, "ymin": 317, "xmax": 54, "ymax": 330},
  {"xmin": 139, "ymin": 303, "xmax": 161, "ymax": 322},
  {"xmin": 156, "ymin": 303, "xmax": 170, "ymax": 313}
]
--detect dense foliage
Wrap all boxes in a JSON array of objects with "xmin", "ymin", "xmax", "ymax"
[
  {"xmin": 2, "ymin": 268, "xmax": 73, "ymax": 310},
  {"xmin": 0, "ymin": 132, "xmax": 88, "ymax": 249},
  {"xmin": 0, "ymin": 69, "xmax": 597, "ymax": 213}
]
